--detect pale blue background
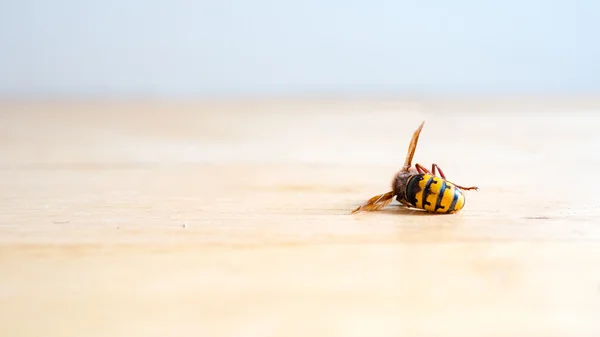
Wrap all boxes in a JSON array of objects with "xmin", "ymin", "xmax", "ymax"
[{"xmin": 1, "ymin": 0, "xmax": 598, "ymax": 98}]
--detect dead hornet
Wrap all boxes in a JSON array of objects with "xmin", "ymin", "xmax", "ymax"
[{"xmin": 352, "ymin": 121, "xmax": 478, "ymax": 214}]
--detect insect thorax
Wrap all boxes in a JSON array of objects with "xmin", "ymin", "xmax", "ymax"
[{"xmin": 392, "ymin": 170, "xmax": 417, "ymax": 205}]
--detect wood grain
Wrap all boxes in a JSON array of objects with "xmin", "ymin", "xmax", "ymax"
[{"xmin": 1, "ymin": 98, "xmax": 600, "ymax": 337}]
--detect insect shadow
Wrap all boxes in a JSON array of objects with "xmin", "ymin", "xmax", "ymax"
[{"xmin": 375, "ymin": 205, "xmax": 445, "ymax": 216}]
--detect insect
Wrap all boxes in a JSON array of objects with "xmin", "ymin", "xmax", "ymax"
[{"xmin": 351, "ymin": 121, "xmax": 478, "ymax": 214}]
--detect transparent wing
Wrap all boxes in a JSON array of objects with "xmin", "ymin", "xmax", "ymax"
[
  {"xmin": 402, "ymin": 121, "xmax": 425, "ymax": 170},
  {"xmin": 351, "ymin": 191, "xmax": 395, "ymax": 214}
]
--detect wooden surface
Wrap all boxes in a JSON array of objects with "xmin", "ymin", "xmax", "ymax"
[{"xmin": 1, "ymin": 98, "xmax": 600, "ymax": 337}]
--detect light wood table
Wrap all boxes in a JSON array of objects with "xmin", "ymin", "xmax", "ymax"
[{"xmin": 1, "ymin": 98, "xmax": 599, "ymax": 337}]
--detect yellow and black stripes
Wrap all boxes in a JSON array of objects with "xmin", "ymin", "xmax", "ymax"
[{"xmin": 405, "ymin": 173, "xmax": 465, "ymax": 214}]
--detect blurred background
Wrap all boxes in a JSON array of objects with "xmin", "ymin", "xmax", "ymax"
[{"xmin": 1, "ymin": 0, "xmax": 599, "ymax": 100}]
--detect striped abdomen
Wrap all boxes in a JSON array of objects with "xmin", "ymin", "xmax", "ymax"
[{"xmin": 405, "ymin": 173, "xmax": 465, "ymax": 214}]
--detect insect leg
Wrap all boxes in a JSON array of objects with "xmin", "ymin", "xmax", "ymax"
[
  {"xmin": 431, "ymin": 163, "xmax": 446, "ymax": 179},
  {"xmin": 432, "ymin": 163, "xmax": 478, "ymax": 190},
  {"xmin": 454, "ymin": 184, "xmax": 479, "ymax": 191},
  {"xmin": 415, "ymin": 163, "xmax": 431, "ymax": 174},
  {"xmin": 398, "ymin": 199, "xmax": 413, "ymax": 208},
  {"xmin": 351, "ymin": 191, "xmax": 395, "ymax": 214}
]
